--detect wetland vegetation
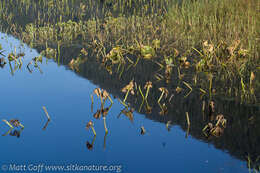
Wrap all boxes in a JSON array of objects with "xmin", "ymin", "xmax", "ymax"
[{"xmin": 0, "ymin": 0, "xmax": 259, "ymax": 172}]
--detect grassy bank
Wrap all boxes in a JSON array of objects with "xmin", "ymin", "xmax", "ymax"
[{"xmin": 1, "ymin": 0, "xmax": 259, "ymax": 103}]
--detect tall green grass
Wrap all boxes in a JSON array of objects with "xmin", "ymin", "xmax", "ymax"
[{"xmin": 167, "ymin": 0, "xmax": 259, "ymax": 58}]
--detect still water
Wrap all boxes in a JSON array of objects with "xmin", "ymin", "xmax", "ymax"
[{"xmin": 0, "ymin": 31, "xmax": 252, "ymax": 173}]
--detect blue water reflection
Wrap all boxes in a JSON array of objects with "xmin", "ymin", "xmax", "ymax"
[{"xmin": 0, "ymin": 33, "xmax": 248, "ymax": 173}]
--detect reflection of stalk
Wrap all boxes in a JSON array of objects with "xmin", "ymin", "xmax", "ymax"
[
  {"xmin": 91, "ymin": 135, "xmax": 96, "ymax": 146},
  {"xmin": 2, "ymin": 128, "xmax": 12, "ymax": 136},
  {"xmin": 27, "ymin": 61, "xmax": 33, "ymax": 73},
  {"xmin": 103, "ymin": 131, "xmax": 108, "ymax": 149},
  {"xmin": 103, "ymin": 117, "xmax": 108, "ymax": 134},
  {"xmin": 134, "ymin": 57, "xmax": 140, "ymax": 67},
  {"xmin": 91, "ymin": 95, "xmax": 94, "ymax": 112},
  {"xmin": 186, "ymin": 112, "xmax": 190, "ymax": 126},
  {"xmin": 91, "ymin": 126, "xmax": 96, "ymax": 136},
  {"xmin": 158, "ymin": 91, "xmax": 164, "ymax": 103},
  {"xmin": 123, "ymin": 89, "xmax": 130, "ymax": 103},
  {"xmin": 145, "ymin": 88, "xmax": 151, "ymax": 100},
  {"xmin": 138, "ymin": 86, "xmax": 145, "ymax": 100},
  {"xmin": 42, "ymin": 120, "xmax": 50, "ymax": 130},
  {"xmin": 185, "ymin": 125, "xmax": 190, "ymax": 138},
  {"xmin": 209, "ymin": 74, "xmax": 213, "ymax": 98},
  {"xmin": 107, "ymin": 95, "xmax": 113, "ymax": 104},
  {"xmin": 57, "ymin": 41, "xmax": 61, "ymax": 66},
  {"xmin": 145, "ymin": 99, "xmax": 150, "ymax": 110},
  {"xmin": 100, "ymin": 97, "xmax": 104, "ymax": 109},
  {"xmin": 119, "ymin": 64, "xmax": 125, "ymax": 79},
  {"xmin": 37, "ymin": 65, "xmax": 43, "ymax": 74},
  {"xmin": 138, "ymin": 100, "xmax": 144, "ymax": 112},
  {"xmin": 2, "ymin": 119, "xmax": 14, "ymax": 128},
  {"xmin": 19, "ymin": 123, "xmax": 24, "ymax": 129},
  {"xmin": 9, "ymin": 62, "xmax": 14, "ymax": 75},
  {"xmin": 118, "ymin": 98, "xmax": 128, "ymax": 107},
  {"xmin": 42, "ymin": 106, "xmax": 51, "ymax": 120},
  {"xmin": 183, "ymin": 81, "xmax": 193, "ymax": 98}
]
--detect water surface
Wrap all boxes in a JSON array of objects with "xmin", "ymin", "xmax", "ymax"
[{"xmin": 0, "ymin": 31, "xmax": 253, "ymax": 173}]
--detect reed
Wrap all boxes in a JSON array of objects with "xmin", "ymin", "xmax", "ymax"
[{"xmin": 42, "ymin": 106, "xmax": 51, "ymax": 120}]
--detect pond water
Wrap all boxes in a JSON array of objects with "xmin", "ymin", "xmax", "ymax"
[{"xmin": 0, "ymin": 32, "xmax": 253, "ymax": 173}]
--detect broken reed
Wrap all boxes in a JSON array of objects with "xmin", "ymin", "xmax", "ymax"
[
  {"xmin": 42, "ymin": 106, "xmax": 51, "ymax": 120},
  {"xmin": 186, "ymin": 112, "xmax": 190, "ymax": 126}
]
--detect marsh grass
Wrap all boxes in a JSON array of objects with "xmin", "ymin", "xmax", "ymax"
[{"xmin": 0, "ymin": 0, "xmax": 259, "ymax": 103}]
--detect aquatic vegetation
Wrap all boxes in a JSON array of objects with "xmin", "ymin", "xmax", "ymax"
[
  {"xmin": 159, "ymin": 103, "xmax": 168, "ymax": 115},
  {"xmin": 27, "ymin": 56, "xmax": 43, "ymax": 73},
  {"xmin": 105, "ymin": 46, "xmax": 126, "ymax": 64},
  {"xmin": 121, "ymin": 80, "xmax": 135, "ymax": 103},
  {"xmin": 42, "ymin": 120, "xmax": 50, "ymax": 131},
  {"xmin": 93, "ymin": 109, "xmax": 102, "ymax": 119},
  {"xmin": 157, "ymin": 87, "xmax": 168, "ymax": 103},
  {"xmin": 118, "ymin": 107, "xmax": 134, "ymax": 123},
  {"xmin": 137, "ymin": 83, "xmax": 153, "ymax": 113},
  {"xmin": 215, "ymin": 114, "xmax": 227, "ymax": 127},
  {"xmin": 140, "ymin": 45, "xmax": 155, "ymax": 60},
  {"xmin": 182, "ymin": 81, "xmax": 193, "ymax": 98},
  {"xmin": 2, "ymin": 119, "xmax": 24, "ymax": 129},
  {"xmin": 7, "ymin": 51, "xmax": 24, "ymax": 74},
  {"xmin": 144, "ymin": 81, "xmax": 152, "ymax": 99},
  {"xmin": 175, "ymin": 86, "xmax": 182, "ymax": 94},
  {"xmin": 2, "ymin": 128, "xmax": 23, "ymax": 138},
  {"xmin": 1, "ymin": 0, "xmax": 258, "ymax": 104},
  {"xmin": 86, "ymin": 136, "xmax": 96, "ymax": 150},
  {"xmin": 40, "ymin": 48, "xmax": 56, "ymax": 59},
  {"xmin": 86, "ymin": 121, "xmax": 96, "ymax": 136},
  {"xmin": 42, "ymin": 106, "xmax": 51, "ymax": 121},
  {"xmin": 68, "ymin": 57, "xmax": 86, "ymax": 72},
  {"xmin": 141, "ymin": 126, "xmax": 146, "ymax": 135},
  {"xmin": 166, "ymin": 121, "xmax": 172, "ymax": 131},
  {"xmin": 185, "ymin": 112, "xmax": 190, "ymax": 127},
  {"xmin": 208, "ymin": 101, "xmax": 215, "ymax": 115},
  {"xmin": 93, "ymin": 104, "xmax": 113, "ymax": 134},
  {"xmin": 202, "ymin": 114, "xmax": 227, "ymax": 137},
  {"xmin": 0, "ymin": 57, "xmax": 6, "ymax": 67},
  {"xmin": 2, "ymin": 119, "xmax": 14, "ymax": 128},
  {"xmin": 9, "ymin": 129, "xmax": 22, "ymax": 138},
  {"xmin": 91, "ymin": 88, "xmax": 113, "ymax": 109}
]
